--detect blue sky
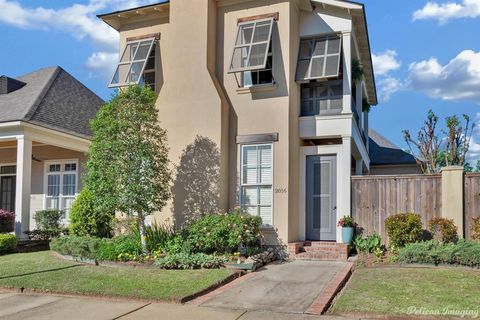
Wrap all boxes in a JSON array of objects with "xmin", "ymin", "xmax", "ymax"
[{"xmin": 0, "ymin": 0, "xmax": 479, "ymax": 161}]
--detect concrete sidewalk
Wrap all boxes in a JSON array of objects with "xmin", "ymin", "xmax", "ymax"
[{"xmin": 0, "ymin": 292, "xmax": 355, "ymax": 320}]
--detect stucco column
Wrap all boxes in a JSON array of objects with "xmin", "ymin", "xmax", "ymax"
[
  {"xmin": 441, "ymin": 166, "xmax": 464, "ymax": 238},
  {"xmin": 342, "ymin": 32, "xmax": 352, "ymax": 114},
  {"xmin": 338, "ymin": 136, "xmax": 352, "ymax": 242},
  {"xmin": 15, "ymin": 136, "xmax": 32, "ymax": 238}
]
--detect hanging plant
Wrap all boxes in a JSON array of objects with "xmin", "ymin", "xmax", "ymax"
[
  {"xmin": 352, "ymin": 58, "xmax": 364, "ymax": 82},
  {"xmin": 362, "ymin": 97, "xmax": 371, "ymax": 113}
]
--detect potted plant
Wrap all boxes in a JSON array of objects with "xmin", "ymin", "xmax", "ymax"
[{"xmin": 338, "ymin": 215, "xmax": 356, "ymax": 244}]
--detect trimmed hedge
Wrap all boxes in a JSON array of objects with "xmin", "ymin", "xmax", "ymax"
[
  {"xmin": 0, "ymin": 234, "xmax": 17, "ymax": 254},
  {"xmin": 0, "ymin": 210, "xmax": 15, "ymax": 233},
  {"xmin": 385, "ymin": 213, "xmax": 423, "ymax": 250},
  {"xmin": 398, "ymin": 240, "xmax": 480, "ymax": 267}
]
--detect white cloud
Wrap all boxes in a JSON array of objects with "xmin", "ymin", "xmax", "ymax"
[
  {"xmin": 85, "ymin": 51, "xmax": 118, "ymax": 77},
  {"xmin": 413, "ymin": 0, "xmax": 480, "ymax": 23},
  {"xmin": 0, "ymin": 0, "xmax": 156, "ymax": 77},
  {"xmin": 408, "ymin": 50, "xmax": 480, "ymax": 102},
  {"xmin": 377, "ymin": 77, "xmax": 405, "ymax": 102},
  {"xmin": 372, "ymin": 50, "xmax": 401, "ymax": 76},
  {"xmin": 371, "ymin": 50, "xmax": 404, "ymax": 102}
]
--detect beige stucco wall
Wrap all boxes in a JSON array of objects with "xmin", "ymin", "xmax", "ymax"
[
  {"xmin": 0, "ymin": 144, "xmax": 86, "ymax": 230},
  {"xmin": 110, "ymin": 0, "xmax": 369, "ymax": 244}
]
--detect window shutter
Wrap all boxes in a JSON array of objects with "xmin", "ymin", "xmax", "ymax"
[
  {"xmin": 229, "ymin": 18, "xmax": 274, "ymax": 73},
  {"xmin": 296, "ymin": 35, "xmax": 342, "ymax": 81},
  {"xmin": 109, "ymin": 38, "xmax": 156, "ymax": 88}
]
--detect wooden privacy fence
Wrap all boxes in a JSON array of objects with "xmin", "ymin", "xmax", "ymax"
[
  {"xmin": 464, "ymin": 173, "xmax": 480, "ymax": 239},
  {"xmin": 351, "ymin": 174, "xmax": 442, "ymax": 241}
]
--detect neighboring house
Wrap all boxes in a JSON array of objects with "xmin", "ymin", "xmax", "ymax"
[
  {"xmin": 98, "ymin": 0, "xmax": 410, "ymax": 246},
  {"xmin": 368, "ymin": 129, "xmax": 420, "ymax": 175},
  {"xmin": 0, "ymin": 66, "xmax": 103, "ymax": 237}
]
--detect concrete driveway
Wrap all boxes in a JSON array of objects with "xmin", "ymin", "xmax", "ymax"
[{"xmin": 199, "ymin": 260, "xmax": 349, "ymax": 314}]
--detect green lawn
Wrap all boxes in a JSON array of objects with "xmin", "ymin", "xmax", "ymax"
[
  {"xmin": 332, "ymin": 266, "xmax": 480, "ymax": 318},
  {"xmin": 0, "ymin": 251, "xmax": 232, "ymax": 301}
]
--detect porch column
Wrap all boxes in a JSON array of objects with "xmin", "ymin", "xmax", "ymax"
[
  {"xmin": 342, "ymin": 32, "xmax": 352, "ymax": 114},
  {"xmin": 338, "ymin": 136, "xmax": 352, "ymax": 242},
  {"xmin": 15, "ymin": 136, "xmax": 32, "ymax": 238}
]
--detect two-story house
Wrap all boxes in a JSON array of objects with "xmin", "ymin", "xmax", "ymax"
[{"xmin": 99, "ymin": 0, "xmax": 409, "ymax": 252}]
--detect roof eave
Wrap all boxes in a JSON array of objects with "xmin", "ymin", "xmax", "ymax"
[{"xmin": 97, "ymin": 1, "xmax": 170, "ymax": 31}]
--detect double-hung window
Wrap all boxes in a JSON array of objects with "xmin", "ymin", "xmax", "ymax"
[
  {"xmin": 296, "ymin": 35, "xmax": 342, "ymax": 81},
  {"xmin": 241, "ymin": 144, "xmax": 273, "ymax": 226},
  {"xmin": 45, "ymin": 161, "xmax": 78, "ymax": 221},
  {"xmin": 109, "ymin": 38, "xmax": 156, "ymax": 89},
  {"xmin": 229, "ymin": 18, "xmax": 275, "ymax": 87}
]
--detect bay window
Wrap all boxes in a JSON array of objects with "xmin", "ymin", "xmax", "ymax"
[{"xmin": 241, "ymin": 144, "xmax": 273, "ymax": 225}]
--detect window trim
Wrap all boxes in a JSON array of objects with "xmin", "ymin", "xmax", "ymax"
[
  {"xmin": 228, "ymin": 18, "xmax": 274, "ymax": 74},
  {"xmin": 43, "ymin": 159, "xmax": 79, "ymax": 222},
  {"xmin": 240, "ymin": 143, "xmax": 274, "ymax": 226},
  {"xmin": 296, "ymin": 34, "xmax": 342, "ymax": 82},
  {"xmin": 108, "ymin": 37, "xmax": 156, "ymax": 88}
]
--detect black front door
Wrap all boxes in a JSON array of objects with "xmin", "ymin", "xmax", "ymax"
[{"xmin": 0, "ymin": 176, "xmax": 16, "ymax": 212}]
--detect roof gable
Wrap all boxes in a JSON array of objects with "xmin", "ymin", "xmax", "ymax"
[{"xmin": 0, "ymin": 66, "xmax": 103, "ymax": 138}]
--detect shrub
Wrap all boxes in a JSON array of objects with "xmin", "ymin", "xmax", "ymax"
[
  {"xmin": 0, "ymin": 210, "xmax": 15, "ymax": 233},
  {"xmin": 385, "ymin": 213, "xmax": 423, "ymax": 250},
  {"xmin": 428, "ymin": 217, "xmax": 458, "ymax": 243},
  {"xmin": 185, "ymin": 211, "xmax": 262, "ymax": 254},
  {"xmin": 164, "ymin": 233, "xmax": 192, "ymax": 254},
  {"xmin": 0, "ymin": 234, "xmax": 17, "ymax": 254},
  {"xmin": 35, "ymin": 209, "xmax": 64, "ymax": 230},
  {"xmin": 50, "ymin": 235, "xmax": 142, "ymax": 261},
  {"xmin": 25, "ymin": 229, "xmax": 69, "ymax": 241},
  {"xmin": 398, "ymin": 240, "xmax": 480, "ymax": 267},
  {"xmin": 50, "ymin": 236, "xmax": 103, "ymax": 259},
  {"xmin": 95, "ymin": 235, "xmax": 143, "ymax": 261},
  {"xmin": 354, "ymin": 233, "xmax": 381, "ymax": 253},
  {"xmin": 471, "ymin": 217, "xmax": 480, "ymax": 241},
  {"xmin": 143, "ymin": 222, "xmax": 175, "ymax": 252},
  {"xmin": 155, "ymin": 253, "xmax": 226, "ymax": 269},
  {"xmin": 70, "ymin": 189, "xmax": 113, "ymax": 238}
]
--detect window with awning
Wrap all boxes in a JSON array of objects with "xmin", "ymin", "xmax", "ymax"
[
  {"xmin": 296, "ymin": 35, "xmax": 342, "ymax": 82},
  {"xmin": 109, "ymin": 38, "xmax": 156, "ymax": 88},
  {"xmin": 229, "ymin": 18, "xmax": 274, "ymax": 74}
]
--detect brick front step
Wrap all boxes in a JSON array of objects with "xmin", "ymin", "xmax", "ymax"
[{"xmin": 288, "ymin": 241, "xmax": 349, "ymax": 261}]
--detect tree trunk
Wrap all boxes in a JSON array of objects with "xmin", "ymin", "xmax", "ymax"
[{"xmin": 138, "ymin": 213, "xmax": 148, "ymax": 253}]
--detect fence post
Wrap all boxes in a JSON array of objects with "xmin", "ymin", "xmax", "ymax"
[{"xmin": 441, "ymin": 166, "xmax": 464, "ymax": 238}]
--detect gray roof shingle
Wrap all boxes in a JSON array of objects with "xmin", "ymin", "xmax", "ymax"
[
  {"xmin": 0, "ymin": 66, "xmax": 103, "ymax": 138},
  {"xmin": 369, "ymin": 129, "xmax": 417, "ymax": 165}
]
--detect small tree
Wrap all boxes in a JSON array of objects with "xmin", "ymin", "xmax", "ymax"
[
  {"xmin": 443, "ymin": 114, "xmax": 474, "ymax": 167},
  {"xmin": 403, "ymin": 110, "xmax": 440, "ymax": 174},
  {"xmin": 86, "ymin": 85, "xmax": 171, "ymax": 251}
]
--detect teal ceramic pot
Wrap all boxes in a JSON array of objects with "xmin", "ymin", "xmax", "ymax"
[{"xmin": 342, "ymin": 227, "xmax": 354, "ymax": 244}]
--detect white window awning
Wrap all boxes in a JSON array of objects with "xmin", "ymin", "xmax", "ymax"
[
  {"xmin": 109, "ymin": 38, "xmax": 156, "ymax": 88},
  {"xmin": 228, "ymin": 18, "xmax": 274, "ymax": 74},
  {"xmin": 296, "ymin": 35, "xmax": 342, "ymax": 82}
]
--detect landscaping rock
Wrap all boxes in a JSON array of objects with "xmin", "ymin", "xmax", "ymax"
[{"xmin": 245, "ymin": 248, "xmax": 277, "ymax": 271}]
